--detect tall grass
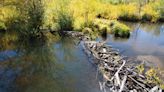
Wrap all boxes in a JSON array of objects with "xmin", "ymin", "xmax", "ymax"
[
  {"xmin": 1, "ymin": 0, "xmax": 164, "ymax": 34},
  {"xmin": 43, "ymin": 0, "xmax": 74, "ymax": 31},
  {"xmin": 69, "ymin": 0, "xmax": 101, "ymax": 31}
]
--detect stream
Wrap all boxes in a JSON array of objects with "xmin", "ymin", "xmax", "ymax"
[{"xmin": 0, "ymin": 22, "xmax": 164, "ymax": 92}]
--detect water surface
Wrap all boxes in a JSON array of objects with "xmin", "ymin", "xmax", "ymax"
[
  {"xmin": 0, "ymin": 34, "xmax": 100, "ymax": 92},
  {"xmin": 103, "ymin": 22, "xmax": 164, "ymax": 69},
  {"xmin": 0, "ymin": 22, "xmax": 164, "ymax": 92}
]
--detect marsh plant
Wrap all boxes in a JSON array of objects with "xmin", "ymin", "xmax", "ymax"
[
  {"xmin": 1, "ymin": 0, "xmax": 164, "ymax": 36},
  {"xmin": 56, "ymin": 8, "xmax": 74, "ymax": 31},
  {"xmin": 0, "ymin": 0, "xmax": 44, "ymax": 38}
]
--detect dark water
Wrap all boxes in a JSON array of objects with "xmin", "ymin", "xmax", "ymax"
[
  {"xmin": 0, "ymin": 34, "xmax": 100, "ymax": 92},
  {"xmin": 101, "ymin": 22, "xmax": 164, "ymax": 69}
]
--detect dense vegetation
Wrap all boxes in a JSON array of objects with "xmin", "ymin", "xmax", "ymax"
[
  {"xmin": 0, "ymin": 0, "xmax": 164, "ymax": 90},
  {"xmin": 0, "ymin": 0, "xmax": 164, "ymax": 37}
]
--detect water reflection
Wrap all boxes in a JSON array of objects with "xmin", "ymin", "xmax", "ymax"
[
  {"xmin": 0, "ymin": 33, "xmax": 99, "ymax": 92},
  {"xmin": 0, "ymin": 35, "xmax": 61, "ymax": 92},
  {"xmin": 105, "ymin": 22, "xmax": 164, "ymax": 69}
]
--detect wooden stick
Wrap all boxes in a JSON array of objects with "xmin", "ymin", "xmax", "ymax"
[
  {"xmin": 128, "ymin": 75, "xmax": 149, "ymax": 92},
  {"xmin": 119, "ymin": 74, "xmax": 127, "ymax": 92},
  {"xmin": 110, "ymin": 60, "xmax": 126, "ymax": 81}
]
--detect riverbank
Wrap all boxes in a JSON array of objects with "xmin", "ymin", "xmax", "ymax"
[
  {"xmin": 1, "ymin": 0, "xmax": 164, "ymax": 34},
  {"xmin": 0, "ymin": 26, "xmax": 164, "ymax": 91}
]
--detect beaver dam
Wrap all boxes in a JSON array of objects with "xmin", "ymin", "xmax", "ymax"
[{"xmin": 64, "ymin": 31, "xmax": 163, "ymax": 92}]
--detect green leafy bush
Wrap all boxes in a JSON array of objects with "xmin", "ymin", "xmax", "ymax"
[
  {"xmin": 57, "ymin": 10, "xmax": 74, "ymax": 31},
  {"xmin": 142, "ymin": 3, "xmax": 160, "ymax": 22},
  {"xmin": 112, "ymin": 21, "xmax": 130, "ymax": 38}
]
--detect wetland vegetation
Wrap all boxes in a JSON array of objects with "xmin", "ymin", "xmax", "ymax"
[{"xmin": 0, "ymin": 0, "xmax": 164, "ymax": 92}]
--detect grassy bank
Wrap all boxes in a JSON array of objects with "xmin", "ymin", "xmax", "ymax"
[
  {"xmin": 82, "ymin": 19, "xmax": 130, "ymax": 38},
  {"xmin": 0, "ymin": 0, "xmax": 164, "ymax": 37}
]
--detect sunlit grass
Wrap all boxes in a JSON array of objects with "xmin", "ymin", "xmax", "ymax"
[{"xmin": 1, "ymin": 0, "xmax": 164, "ymax": 33}]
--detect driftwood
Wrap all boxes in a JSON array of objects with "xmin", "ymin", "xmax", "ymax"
[
  {"xmin": 82, "ymin": 41, "xmax": 163, "ymax": 92},
  {"xmin": 63, "ymin": 31, "xmax": 163, "ymax": 92}
]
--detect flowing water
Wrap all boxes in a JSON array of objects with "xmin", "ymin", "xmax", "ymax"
[{"xmin": 0, "ymin": 22, "xmax": 164, "ymax": 92}]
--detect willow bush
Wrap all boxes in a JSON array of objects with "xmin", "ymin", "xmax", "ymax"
[
  {"xmin": 68, "ymin": 0, "xmax": 102, "ymax": 31},
  {"xmin": 118, "ymin": 3, "xmax": 140, "ymax": 21},
  {"xmin": 0, "ymin": 0, "xmax": 45, "ymax": 38},
  {"xmin": 141, "ymin": 3, "xmax": 160, "ymax": 22},
  {"xmin": 43, "ymin": 0, "xmax": 74, "ymax": 31},
  {"xmin": 1, "ymin": 0, "xmax": 164, "ymax": 34},
  {"xmin": 0, "ymin": 5, "xmax": 19, "ymax": 31}
]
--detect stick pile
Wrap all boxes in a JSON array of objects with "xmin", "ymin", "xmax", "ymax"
[
  {"xmin": 62, "ymin": 31, "xmax": 163, "ymax": 92},
  {"xmin": 82, "ymin": 41, "xmax": 162, "ymax": 92}
]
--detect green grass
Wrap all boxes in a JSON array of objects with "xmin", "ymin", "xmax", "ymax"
[
  {"xmin": 92, "ymin": 19, "xmax": 130, "ymax": 38},
  {"xmin": 0, "ymin": 0, "xmax": 164, "ymax": 38},
  {"xmin": 112, "ymin": 21, "xmax": 130, "ymax": 37}
]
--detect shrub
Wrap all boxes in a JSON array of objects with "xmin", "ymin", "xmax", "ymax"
[
  {"xmin": 1, "ymin": 0, "xmax": 45, "ymax": 38},
  {"xmin": 142, "ymin": 3, "xmax": 160, "ymax": 22},
  {"xmin": 97, "ymin": 4, "xmax": 119, "ymax": 20},
  {"xmin": 57, "ymin": 10, "xmax": 74, "ymax": 31},
  {"xmin": 26, "ymin": 0, "xmax": 44, "ymax": 34},
  {"xmin": 92, "ymin": 19, "xmax": 130, "ymax": 38},
  {"xmin": 155, "ymin": 0, "xmax": 164, "ymax": 21},
  {"xmin": 136, "ymin": 65, "xmax": 164, "ymax": 89},
  {"xmin": 0, "ymin": 22, "xmax": 6, "ymax": 30},
  {"xmin": 0, "ymin": 6, "xmax": 19, "ymax": 31},
  {"xmin": 112, "ymin": 21, "xmax": 130, "ymax": 38},
  {"xmin": 69, "ymin": 0, "xmax": 101, "ymax": 31},
  {"xmin": 146, "ymin": 68, "xmax": 162, "ymax": 85},
  {"xmin": 43, "ymin": 0, "xmax": 74, "ymax": 31},
  {"xmin": 118, "ymin": 3, "xmax": 140, "ymax": 21}
]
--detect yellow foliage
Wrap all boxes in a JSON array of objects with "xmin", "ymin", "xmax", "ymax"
[
  {"xmin": 119, "ymin": 3, "xmax": 139, "ymax": 19},
  {"xmin": 69, "ymin": 0, "xmax": 101, "ymax": 30},
  {"xmin": 99, "ymin": 4, "xmax": 119, "ymax": 19},
  {"xmin": 146, "ymin": 68, "xmax": 162, "ymax": 85},
  {"xmin": 43, "ymin": 0, "xmax": 59, "ymax": 29},
  {"xmin": 1, "ymin": 0, "xmax": 164, "ymax": 31},
  {"xmin": 142, "ymin": 3, "xmax": 160, "ymax": 22},
  {"xmin": 136, "ymin": 64, "xmax": 145, "ymax": 74},
  {"xmin": 0, "ymin": 6, "xmax": 19, "ymax": 24}
]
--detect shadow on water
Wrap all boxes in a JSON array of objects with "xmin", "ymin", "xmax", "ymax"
[
  {"xmin": 0, "ymin": 33, "xmax": 100, "ymax": 92},
  {"xmin": 0, "ymin": 33, "xmax": 61, "ymax": 92}
]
